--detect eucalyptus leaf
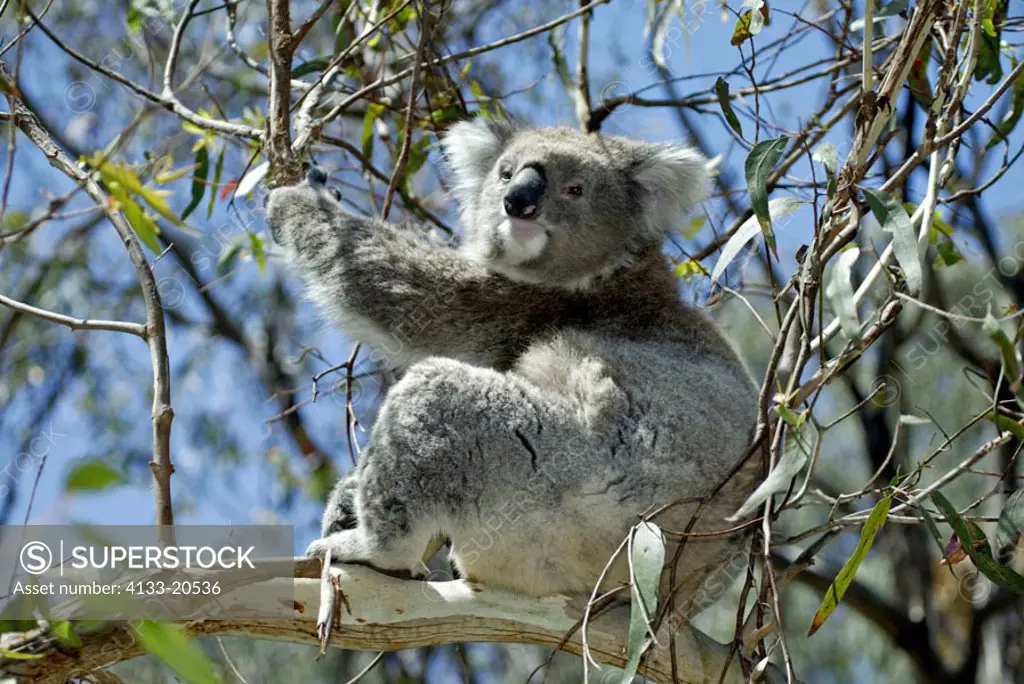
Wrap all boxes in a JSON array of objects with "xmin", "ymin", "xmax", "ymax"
[
  {"xmin": 207, "ymin": 144, "xmax": 225, "ymax": 219},
  {"xmin": 996, "ymin": 489, "xmax": 1024, "ymax": 557},
  {"xmin": 808, "ymin": 495, "xmax": 892, "ymax": 635},
  {"xmin": 235, "ymin": 161, "xmax": 269, "ymax": 199},
  {"xmin": 361, "ymin": 103, "xmax": 385, "ymax": 160},
  {"xmin": 181, "ymin": 144, "xmax": 209, "ymax": 221},
  {"xmin": 811, "ymin": 142, "xmax": 838, "ymax": 175},
  {"xmin": 728, "ymin": 439, "xmax": 807, "ymax": 521},
  {"xmin": 932, "ymin": 492, "xmax": 1024, "ymax": 595},
  {"xmin": 825, "ymin": 247, "xmax": 861, "ymax": 341},
  {"xmin": 744, "ymin": 136, "xmax": 789, "ymax": 254},
  {"xmin": 652, "ymin": 0, "xmax": 685, "ymax": 70},
  {"xmin": 862, "ymin": 187, "xmax": 922, "ymax": 295},
  {"xmin": 711, "ymin": 196, "xmax": 801, "ymax": 284},
  {"xmin": 65, "ymin": 460, "xmax": 126, "ymax": 492},
  {"xmin": 620, "ymin": 522, "xmax": 665, "ymax": 683},
  {"xmin": 134, "ymin": 621, "xmax": 220, "ymax": 684},
  {"xmin": 714, "ymin": 77, "xmax": 744, "ymax": 137}
]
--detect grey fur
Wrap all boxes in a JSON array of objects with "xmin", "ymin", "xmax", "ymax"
[{"xmin": 266, "ymin": 122, "xmax": 760, "ymax": 610}]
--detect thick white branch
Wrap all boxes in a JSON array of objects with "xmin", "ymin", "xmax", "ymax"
[{"xmin": 2, "ymin": 565, "xmax": 785, "ymax": 683}]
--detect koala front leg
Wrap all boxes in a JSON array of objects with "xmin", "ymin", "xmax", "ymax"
[
  {"xmin": 266, "ymin": 174, "xmax": 532, "ymax": 367},
  {"xmin": 305, "ymin": 357, "xmax": 600, "ymax": 583}
]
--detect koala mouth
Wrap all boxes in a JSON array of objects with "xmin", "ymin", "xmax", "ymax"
[
  {"xmin": 507, "ymin": 217, "xmax": 545, "ymax": 241},
  {"xmin": 498, "ymin": 217, "xmax": 548, "ymax": 265}
]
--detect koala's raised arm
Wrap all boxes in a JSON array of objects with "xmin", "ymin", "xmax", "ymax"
[{"xmin": 266, "ymin": 178, "xmax": 532, "ymax": 368}]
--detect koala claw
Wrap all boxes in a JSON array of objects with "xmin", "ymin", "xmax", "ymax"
[{"xmin": 306, "ymin": 166, "xmax": 327, "ymax": 185}]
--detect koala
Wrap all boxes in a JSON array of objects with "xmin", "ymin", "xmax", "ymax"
[{"xmin": 266, "ymin": 121, "xmax": 760, "ymax": 612}]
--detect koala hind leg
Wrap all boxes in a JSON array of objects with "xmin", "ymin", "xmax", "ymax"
[
  {"xmin": 307, "ymin": 356, "xmax": 595, "ymax": 586},
  {"xmin": 320, "ymin": 472, "xmax": 359, "ymax": 536}
]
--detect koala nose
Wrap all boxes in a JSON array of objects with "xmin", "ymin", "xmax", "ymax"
[{"xmin": 503, "ymin": 166, "xmax": 545, "ymax": 219}]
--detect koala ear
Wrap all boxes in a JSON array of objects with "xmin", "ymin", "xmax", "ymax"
[
  {"xmin": 631, "ymin": 143, "xmax": 710, "ymax": 231},
  {"xmin": 441, "ymin": 118, "xmax": 515, "ymax": 210}
]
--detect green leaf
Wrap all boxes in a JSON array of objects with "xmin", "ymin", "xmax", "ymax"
[
  {"xmin": 862, "ymin": 187, "xmax": 922, "ymax": 295},
  {"xmin": 207, "ymin": 144, "xmax": 225, "ymax": 220},
  {"xmin": 65, "ymin": 460, "xmax": 126, "ymax": 492},
  {"xmin": 987, "ymin": 60, "xmax": 1024, "ymax": 149},
  {"xmin": 711, "ymin": 196, "xmax": 801, "ymax": 284},
  {"xmin": 915, "ymin": 501, "xmax": 947, "ymax": 553},
  {"xmin": 361, "ymin": 103, "xmax": 385, "ymax": 160},
  {"xmin": 181, "ymin": 145, "xmax": 209, "ymax": 221},
  {"xmin": 469, "ymin": 81, "xmax": 494, "ymax": 116},
  {"xmin": 728, "ymin": 433, "xmax": 808, "ymax": 520},
  {"xmin": 907, "ymin": 41, "xmax": 934, "ymax": 110},
  {"xmin": 134, "ymin": 621, "xmax": 220, "ymax": 684},
  {"xmin": 403, "ymin": 136, "xmax": 430, "ymax": 183},
  {"xmin": 825, "ymin": 247, "xmax": 862, "ymax": 341},
  {"xmin": 985, "ymin": 411, "xmax": 1024, "ymax": 441},
  {"xmin": 983, "ymin": 311, "xmax": 1021, "ymax": 383},
  {"xmin": 674, "ymin": 259, "xmax": 703, "ymax": 282},
  {"xmin": 775, "ymin": 403, "xmax": 806, "ymax": 428},
  {"xmin": 247, "ymin": 232, "xmax": 266, "ymax": 273},
  {"xmin": 714, "ymin": 77, "xmax": 744, "ymax": 137},
  {"xmin": 51, "ymin": 620, "xmax": 82, "ymax": 648},
  {"xmin": 87, "ymin": 153, "xmax": 183, "ymax": 228},
  {"xmin": 112, "ymin": 186, "xmax": 162, "ymax": 253},
  {"xmin": 292, "ymin": 57, "xmax": 332, "ymax": 78},
  {"xmin": 932, "ymin": 491, "xmax": 1024, "ymax": 594},
  {"xmin": 547, "ymin": 26, "xmax": 573, "ymax": 89},
  {"xmin": 620, "ymin": 522, "xmax": 665, "ymax": 683},
  {"xmin": 744, "ymin": 136, "xmax": 789, "ymax": 255},
  {"xmin": 126, "ymin": 6, "xmax": 144, "ymax": 32},
  {"xmin": 215, "ymin": 237, "xmax": 245, "ymax": 276},
  {"xmin": 429, "ymin": 106, "xmax": 462, "ymax": 125},
  {"xmin": 934, "ymin": 238, "xmax": 964, "ymax": 268},
  {"xmin": 332, "ymin": 8, "xmax": 355, "ymax": 54},
  {"xmin": 808, "ymin": 495, "xmax": 892, "ymax": 636},
  {"xmin": 974, "ymin": 0, "xmax": 1006, "ymax": 84},
  {"xmin": 813, "ymin": 142, "xmax": 839, "ymax": 197},
  {"xmin": 0, "ymin": 648, "xmax": 44, "ymax": 660},
  {"xmin": 730, "ymin": 9, "xmax": 763, "ymax": 46},
  {"xmin": 996, "ymin": 489, "xmax": 1024, "ymax": 557},
  {"xmin": 681, "ymin": 215, "xmax": 706, "ymax": 240}
]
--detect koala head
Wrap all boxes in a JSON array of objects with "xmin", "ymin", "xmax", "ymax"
[{"xmin": 440, "ymin": 120, "xmax": 709, "ymax": 288}]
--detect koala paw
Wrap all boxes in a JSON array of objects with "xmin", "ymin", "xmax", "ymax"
[
  {"xmin": 265, "ymin": 175, "xmax": 344, "ymax": 247},
  {"xmin": 305, "ymin": 536, "xmax": 333, "ymax": 559},
  {"xmin": 305, "ymin": 165, "xmax": 342, "ymax": 202},
  {"xmin": 306, "ymin": 530, "xmax": 430, "ymax": 580},
  {"xmin": 306, "ymin": 165, "xmax": 328, "ymax": 185}
]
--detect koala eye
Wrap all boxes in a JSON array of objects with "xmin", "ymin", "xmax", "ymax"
[
  {"xmin": 329, "ymin": 187, "xmax": 342, "ymax": 202},
  {"xmin": 498, "ymin": 165, "xmax": 513, "ymax": 183},
  {"xmin": 565, "ymin": 183, "xmax": 584, "ymax": 198}
]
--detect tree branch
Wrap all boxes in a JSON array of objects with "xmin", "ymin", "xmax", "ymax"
[
  {"xmin": 0, "ymin": 564, "xmax": 786, "ymax": 684},
  {"xmin": 0, "ymin": 292, "xmax": 148, "ymax": 338},
  {"xmin": 266, "ymin": 0, "xmax": 303, "ymax": 187},
  {"xmin": 0, "ymin": 63, "xmax": 177, "ymax": 543},
  {"xmin": 23, "ymin": 5, "xmax": 261, "ymax": 141}
]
